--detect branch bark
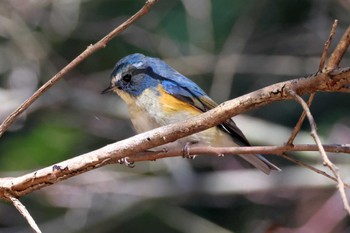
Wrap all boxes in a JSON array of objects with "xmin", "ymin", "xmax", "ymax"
[
  {"xmin": 129, "ymin": 144, "xmax": 350, "ymax": 161},
  {"xmin": 8, "ymin": 195, "xmax": 42, "ymax": 233},
  {"xmin": 326, "ymin": 25, "xmax": 350, "ymax": 71}
]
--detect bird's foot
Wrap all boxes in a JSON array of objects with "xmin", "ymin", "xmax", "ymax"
[
  {"xmin": 182, "ymin": 141, "xmax": 198, "ymax": 159},
  {"xmin": 118, "ymin": 157, "xmax": 135, "ymax": 168}
]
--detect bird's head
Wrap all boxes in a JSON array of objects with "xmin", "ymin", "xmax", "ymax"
[
  {"xmin": 102, "ymin": 53, "xmax": 161, "ymax": 103},
  {"xmin": 102, "ymin": 53, "xmax": 208, "ymax": 107}
]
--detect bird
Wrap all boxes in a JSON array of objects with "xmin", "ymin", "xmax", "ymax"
[{"xmin": 102, "ymin": 53, "xmax": 280, "ymax": 174}]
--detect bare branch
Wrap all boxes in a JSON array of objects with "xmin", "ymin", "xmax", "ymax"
[
  {"xmin": 326, "ymin": 25, "xmax": 350, "ymax": 71},
  {"xmin": 287, "ymin": 93, "xmax": 315, "ymax": 145},
  {"xmin": 0, "ymin": 0, "xmax": 159, "ymax": 137},
  {"xmin": 285, "ymin": 22, "xmax": 341, "ymax": 145},
  {"xmin": 319, "ymin": 20, "xmax": 338, "ymax": 71},
  {"xmin": 129, "ymin": 144, "xmax": 350, "ymax": 161},
  {"xmin": 7, "ymin": 194, "xmax": 42, "ymax": 233},
  {"xmin": 128, "ymin": 144, "xmax": 350, "ymax": 188},
  {"xmin": 0, "ymin": 138, "xmax": 349, "ymax": 199},
  {"xmin": 280, "ymin": 153, "xmax": 350, "ymax": 189},
  {"xmin": 288, "ymin": 89, "xmax": 350, "ymax": 215},
  {"xmin": 287, "ymin": 21, "xmax": 347, "ymax": 145}
]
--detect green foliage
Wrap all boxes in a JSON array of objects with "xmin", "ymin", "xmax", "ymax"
[{"xmin": 0, "ymin": 122, "xmax": 84, "ymax": 170}]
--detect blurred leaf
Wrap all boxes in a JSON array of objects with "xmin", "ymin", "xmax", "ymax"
[{"xmin": 0, "ymin": 122, "xmax": 84, "ymax": 170}]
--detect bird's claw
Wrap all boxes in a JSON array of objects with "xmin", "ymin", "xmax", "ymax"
[
  {"xmin": 118, "ymin": 157, "xmax": 135, "ymax": 168},
  {"xmin": 182, "ymin": 142, "xmax": 197, "ymax": 159}
]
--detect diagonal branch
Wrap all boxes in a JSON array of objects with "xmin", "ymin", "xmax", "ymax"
[
  {"xmin": 280, "ymin": 153, "xmax": 350, "ymax": 189},
  {"xmin": 288, "ymin": 21, "xmax": 344, "ymax": 145},
  {"xmin": 319, "ymin": 20, "xmax": 338, "ymax": 71},
  {"xmin": 286, "ymin": 93, "xmax": 315, "ymax": 145},
  {"xmin": 7, "ymin": 194, "xmax": 42, "ymax": 233},
  {"xmin": 0, "ymin": 0, "xmax": 159, "ymax": 138},
  {"xmin": 287, "ymin": 89, "xmax": 350, "ymax": 215},
  {"xmin": 326, "ymin": 25, "xmax": 350, "ymax": 71}
]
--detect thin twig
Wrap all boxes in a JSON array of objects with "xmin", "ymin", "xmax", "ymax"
[
  {"xmin": 319, "ymin": 20, "xmax": 338, "ymax": 71},
  {"xmin": 7, "ymin": 195, "xmax": 42, "ymax": 233},
  {"xmin": 288, "ymin": 89, "xmax": 350, "ymax": 215},
  {"xmin": 326, "ymin": 25, "xmax": 350, "ymax": 71},
  {"xmin": 280, "ymin": 154, "xmax": 350, "ymax": 188},
  {"xmin": 129, "ymin": 144, "xmax": 350, "ymax": 161},
  {"xmin": 0, "ymin": 0, "xmax": 159, "ymax": 137},
  {"xmin": 287, "ymin": 93, "xmax": 315, "ymax": 145},
  {"xmin": 1, "ymin": 143, "xmax": 349, "ymax": 199},
  {"xmin": 288, "ymin": 21, "xmax": 339, "ymax": 145},
  {"xmin": 129, "ymin": 144, "xmax": 350, "ymax": 188}
]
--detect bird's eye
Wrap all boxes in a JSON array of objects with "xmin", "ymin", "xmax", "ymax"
[{"xmin": 122, "ymin": 74, "xmax": 132, "ymax": 82}]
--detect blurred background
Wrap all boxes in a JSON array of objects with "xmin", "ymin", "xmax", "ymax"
[{"xmin": 0, "ymin": 0, "xmax": 350, "ymax": 232}]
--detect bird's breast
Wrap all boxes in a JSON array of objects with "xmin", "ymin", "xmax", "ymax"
[
  {"xmin": 122, "ymin": 85, "xmax": 237, "ymax": 147},
  {"xmin": 131, "ymin": 85, "xmax": 201, "ymax": 128}
]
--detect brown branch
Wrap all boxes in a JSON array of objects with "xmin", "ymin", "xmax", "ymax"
[
  {"xmin": 286, "ymin": 93, "xmax": 315, "ymax": 145},
  {"xmin": 128, "ymin": 144, "xmax": 350, "ymax": 188},
  {"xmin": 279, "ymin": 153, "xmax": 350, "ymax": 189},
  {"xmin": 0, "ymin": 140, "xmax": 349, "ymax": 199},
  {"xmin": 326, "ymin": 25, "xmax": 350, "ymax": 71},
  {"xmin": 0, "ymin": 0, "xmax": 159, "ymax": 138},
  {"xmin": 129, "ymin": 144, "xmax": 350, "ymax": 161},
  {"xmin": 319, "ymin": 20, "xmax": 338, "ymax": 71},
  {"xmin": 288, "ymin": 89, "xmax": 350, "ymax": 215},
  {"xmin": 7, "ymin": 194, "xmax": 42, "ymax": 233},
  {"xmin": 288, "ymin": 21, "xmax": 346, "ymax": 146}
]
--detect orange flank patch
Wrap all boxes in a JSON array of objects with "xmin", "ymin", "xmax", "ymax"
[{"xmin": 158, "ymin": 85, "xmax": 202, "ymax": 116}]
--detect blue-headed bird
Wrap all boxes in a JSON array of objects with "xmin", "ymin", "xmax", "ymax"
[{"xmin": 102, "ymin": 53, "xmax": 280, "ymax": 174}]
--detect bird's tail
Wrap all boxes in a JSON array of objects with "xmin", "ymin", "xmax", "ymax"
[{"xmin": 238, "ymin": 154, "xmax": 281, "ymax": 175}]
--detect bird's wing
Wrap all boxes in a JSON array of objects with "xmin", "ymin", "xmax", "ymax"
[
  {"xmin": 195, "ymin": 94, "xmax": 251, "ymax": 146},
  {"xmin": 162, "ymin": 79, "xmax": 251, "ymax": 146},
  {"xmin": 160, "ymin": 74, "xmax": 280, "ymax": 174}
]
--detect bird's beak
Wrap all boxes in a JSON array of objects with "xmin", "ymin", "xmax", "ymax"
[{"xmin": 101, "ymin": 84, "xmax": 115, "ymax": 94}]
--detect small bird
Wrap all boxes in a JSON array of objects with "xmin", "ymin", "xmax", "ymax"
[{"xmin": 102, "ymin": 53, "xmax": 280, "ymax": 174}]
